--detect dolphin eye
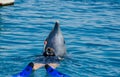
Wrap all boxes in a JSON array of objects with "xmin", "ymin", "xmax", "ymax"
[{"xmin": 44, "ymin": 41, "xmax": 47, "ymax": 45}]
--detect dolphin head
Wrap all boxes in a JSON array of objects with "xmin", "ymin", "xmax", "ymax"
[{"xmin": 43, "ymin": 21, "xmax": 66, "ymax": 58}]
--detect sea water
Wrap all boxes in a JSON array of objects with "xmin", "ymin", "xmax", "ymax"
[{"xmin": 0, "ymin": 0, "xmax": 120, "ymax": 77}]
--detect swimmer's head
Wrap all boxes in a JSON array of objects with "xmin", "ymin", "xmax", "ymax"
[{"xmin": 43, "ymin": 47, "xmax": 55, "ymax": 57}]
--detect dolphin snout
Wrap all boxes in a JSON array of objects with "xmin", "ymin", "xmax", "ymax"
[{"xmin": 53, "ymin": 21, "xmax": 60, "ymax": 31}]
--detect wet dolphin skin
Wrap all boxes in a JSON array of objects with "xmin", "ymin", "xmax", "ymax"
[{"xmin": 43, "ymin": 21, "xmax": 66, "ymax": 58}]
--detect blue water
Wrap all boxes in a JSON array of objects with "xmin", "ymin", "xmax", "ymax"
[{"xmin": 0, "ymin": 0, "xmax": 120, "ymax": 77}]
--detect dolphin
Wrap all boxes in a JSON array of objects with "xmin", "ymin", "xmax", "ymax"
[{"xmin": 43, "ymin": 21, "xmax": 66, "ymax": 59}]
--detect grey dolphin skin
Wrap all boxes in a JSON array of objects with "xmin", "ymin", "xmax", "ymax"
[{"xmin": 43, "ymin": 21, "xmax": 66, "ymax": 58}]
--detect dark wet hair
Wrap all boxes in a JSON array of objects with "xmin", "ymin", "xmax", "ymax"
[{"xmin": 43, "ymin": 47, "xmax": 55, "ymax": 57}]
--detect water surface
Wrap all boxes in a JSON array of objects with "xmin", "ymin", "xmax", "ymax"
[{"xmin": 0, "ymin": 0, "xmax": 120, "ymax": 77}]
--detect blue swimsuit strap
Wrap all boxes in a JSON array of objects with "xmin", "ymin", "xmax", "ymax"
[{"xmin": 45, "ymin": 64, "xmax": 70, "ymax": 77}]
